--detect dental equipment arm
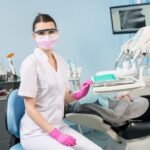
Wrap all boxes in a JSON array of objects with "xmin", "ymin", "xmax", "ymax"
[
  {"xmin": 115, "ymin": 38, "xmax": 132, "ymax": 68},
  {"xmin": 116, "ymin": 26, "xmax": 150, "ymax": 69},
  {"xmin": 67, "ymin": 60, "xmax": 82, "ymax": 91},
  {"xmin": 93, "ymin": 27, "xmax": 150, "ymax": 94}
]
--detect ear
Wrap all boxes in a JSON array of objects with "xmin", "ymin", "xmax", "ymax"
[{"xmin": 32, "ymin": 33, "xmax": 36, "ymax": 40}]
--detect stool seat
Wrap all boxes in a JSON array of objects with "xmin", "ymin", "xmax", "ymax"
[{"xmin": 10, "ymin": 143, "xmax": 24, "ymax": 150}]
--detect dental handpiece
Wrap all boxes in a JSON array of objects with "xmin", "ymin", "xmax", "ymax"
[{"xmin": 68, "ymin": 59, "xmax": 73, "ymax": 77}]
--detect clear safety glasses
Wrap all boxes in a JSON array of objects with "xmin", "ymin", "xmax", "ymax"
[{"xmin": 34, "ymin": 29, "xmax": 58, "ymax": 38}]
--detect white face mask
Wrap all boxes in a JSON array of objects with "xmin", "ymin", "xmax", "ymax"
[{"xmin": 35, "ymin": 34, "xmax": 59, "ymax": 50}]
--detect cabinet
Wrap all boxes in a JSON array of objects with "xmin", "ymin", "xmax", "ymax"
[
  {"xmin": 0, "ymin": 98, "xmax": 10, "ymax": 150},
  {"xmin": 0, "ymin": 79, "xmax": 20, "ymax": 150}
]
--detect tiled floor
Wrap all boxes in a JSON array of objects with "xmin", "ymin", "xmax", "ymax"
[
  {"xmin": 70, "ymin": 123, "xmax": 108, "ymax": 150},
  {"xmin": 84, "ymin": 130, "xmax": 108, "ymax": 149}
]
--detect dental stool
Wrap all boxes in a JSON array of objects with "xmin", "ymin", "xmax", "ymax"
[
  {"xmin": 6, "ymin": 89, "xmax": 25, "ymax": 150},
  {"xmin": 65, "ymin": 102, "xmax": 150, "ymax": 150}
]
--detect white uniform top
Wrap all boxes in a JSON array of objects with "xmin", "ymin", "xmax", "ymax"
[{"xmin": 18, "ymin": 48, "xmax": 69, "ymax": 140}]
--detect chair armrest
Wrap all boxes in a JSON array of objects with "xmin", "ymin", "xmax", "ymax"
[{"xmin": 66, "ymin": 113, "xmax": 122, "ymax": 142}]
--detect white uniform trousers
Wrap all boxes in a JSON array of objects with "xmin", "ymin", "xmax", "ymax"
[{"xmin": 21, "ymin": 126, "xmax": 103, "ymax": 150}]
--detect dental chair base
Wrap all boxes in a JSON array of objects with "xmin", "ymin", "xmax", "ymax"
[{"xmin": 107, "ymin": 135, "xmax": 150, "ymax": 150}]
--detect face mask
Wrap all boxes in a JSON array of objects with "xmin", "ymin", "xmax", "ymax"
[{"xmin": 35, "ymin": 35, "xmax": 59, "ymax": 50}]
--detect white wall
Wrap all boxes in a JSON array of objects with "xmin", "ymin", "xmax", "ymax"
[{"xmin": 0, "ymin": 0, "xmax": 130, "ymax": 81}]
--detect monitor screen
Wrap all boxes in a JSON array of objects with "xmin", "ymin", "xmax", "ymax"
[{"xmin": 110, "ymin": 3, "xmax": 150, "ymax": 34}]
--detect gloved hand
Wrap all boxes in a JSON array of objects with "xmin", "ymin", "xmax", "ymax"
[
  {"xmin": 49, "ymin": 128, "xmax": 76, "ymax": 146},
  {"xmin": 72, "ymin": 79, "xmax": 92, "ymax": 100}
]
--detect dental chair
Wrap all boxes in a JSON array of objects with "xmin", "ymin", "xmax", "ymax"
[
  {"xmin": 66, "ymin": 101, "xmax": 150, "ymax": 150},
  {"xmin": 6, "ymin": 89, "xmax": 25, "ymax": 150},
  {"xmin": 66, "ymin": 26, "xmax": 150, "ymax": 150}
]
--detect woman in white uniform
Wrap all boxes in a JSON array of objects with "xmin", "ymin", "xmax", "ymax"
[{"xmin": 18, "ymin": 13, "xmax": 102, "ymax": 150}]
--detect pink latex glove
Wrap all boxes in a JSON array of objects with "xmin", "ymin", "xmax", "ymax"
[
  {"xmin": 72, "ymin": 79, "xmax": 92, "ymax": 100},
  {"xmin": 49, "ymin": 128, "xmax": 76, "ymax": 146}
]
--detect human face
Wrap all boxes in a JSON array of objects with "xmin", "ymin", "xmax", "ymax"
[
  {"xmin": 33, "ymin": 22, "xmax": 58, "ymax": 39},
  {"xmin": 33, "ymin": 22, "xmax": 59, "ymax": 51}
]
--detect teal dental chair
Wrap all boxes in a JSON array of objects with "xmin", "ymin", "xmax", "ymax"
[{"xmin": 6, "ymin": 89, "xmax": 25, "ymax": 150}]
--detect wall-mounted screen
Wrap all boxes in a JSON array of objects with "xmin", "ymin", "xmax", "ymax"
[{"xmin": 110, "ymin": 3, "xmax": 150, "ymax": 34}]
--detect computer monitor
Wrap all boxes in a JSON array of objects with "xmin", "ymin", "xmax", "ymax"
[{"xmin": 110, "ymin": 3, "xmax": 150, "ymax": 34}]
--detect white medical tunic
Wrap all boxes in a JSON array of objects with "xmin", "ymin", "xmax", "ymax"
[
  {"xmin": 18, "ymin": 48, "xmax": 102, "ymax": 150},
  {"xmin": 18, "ymin": 48, "xmax": 69, "ymax": 139}
]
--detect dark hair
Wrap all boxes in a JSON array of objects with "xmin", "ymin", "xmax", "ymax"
[{"xmin": 32, "ymin": 13, "xmax": 57, "ymax": 32}]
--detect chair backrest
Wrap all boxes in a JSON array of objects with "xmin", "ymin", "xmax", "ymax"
[{"xmin": 6, "ymin": 89, "xmax": 25, "ymax": 138}]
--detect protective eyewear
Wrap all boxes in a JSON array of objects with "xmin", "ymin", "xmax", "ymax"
[{"xmin": 34, "ymin": 29, "xmax": 58, "ymax": 37}]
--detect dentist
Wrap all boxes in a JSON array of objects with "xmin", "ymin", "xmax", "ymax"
[{"xmin": 18, "ymin": 13, "xmax": 102, "ymax": 150}]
